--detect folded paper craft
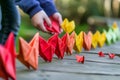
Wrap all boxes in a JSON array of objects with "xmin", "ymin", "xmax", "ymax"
[
  {"xmin": 61, "ymin": 33, "xmax": 67, "ymax": 54},
  {"xmin": 98, "ymin": 51, "xmax": 105, "ymax": 57},
  {"xmin": 109, "ymin": 53, "xmax": 115, "ymax": 59},
  {"xmin": 83, "ymin": 31, "xmax": 92, "ymax": 51},
  {"xmin": 92, "ymin": 31, "xmax": 106, "ymax": 48},
  {"xmin": 55, "ymin": 34, "xmax": 67, "ymax": 59},
  {"xmin": 55, "ymin": 37, "xmax": 66, "ymax": 59},
  {"xmin": 75, "ymin": 55, "xmax": 84, "ymax": 64},
  {"xmin": 0, "ymin": 32, "xmax": 16, "ymax": 80},
  {"xmin": 44, "ymin": 17, "xmax": 60, "ymax": 33},
  {"xmin": 17, "ymin": 33, "xmax": 39, "ymax": 70},
  {"xmin": 104, "ymin": 29, "xmax": 113, "ymax": 45},
  {"xmin": 110, "ymin": 29, "xmax": 117, "ymax": 43},
  {"xmin": 112, "ymin": 22, "xmax": 120, "ymax": 40},
  {"xmin": 66, "ymin": 31, "xmax": 75, "ymax": 55},
  {"xmin": 91, "ymin": 31, "xmax": 98, "ymax": 49},
  {"xmin": 97, "ymin": 32, "xmax": 106, "ymax": 47},
  {"xmin": 74, "ymin": 31, "xmax": 83, "ymax": 52},
  {"xmin": 61, "ymin": 18, "xmax": 75, "ymax": 33},
  {"xmin": 39, "ymin": 35, "xmax": 55, "ymax": 62},
  {"xmin": 48, "ymin": 33, "xmax": 67, "ymax": 59}
]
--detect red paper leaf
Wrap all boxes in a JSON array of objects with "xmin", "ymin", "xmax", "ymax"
[
  {"xmin": 61, "ymin": 33, "xmax": 67, "ymax": 54},
  {"xmin": 39, "ymin": 36, "xmax": 55, "ymax": 62},
  {"xmin": 48, "ymin": 34, "xmax": 66, "ymax": 59},
  {"xmin": 75, "ymin": 55, "xmax": 84, "ymax": 64},
  {"xmin": 4, "ymin": 32, "xmax": 16, "ymax": 69},
  {"xmin": 0, "ymin": 46, "xmax": 16, "ymax": 80},
  {"xmin": 44, "ymin": 17, "xmax": 60, "ymax": 33},
  {"xmin": 0, "ymin": 64, "xmax": 7, "ymax": 79},
  {"xmin": 98, "ymin": 51, "xmax": 105, "ymax": 57},
  {"xmin": 48, "ymin": 33, "xmax": 58, "ymax": 49},
  {"xmin": 109, "ymin": 53, "xmax": 115, "ymax": 59},
  {"xmin": 0, "ymin": 32, "xmax": 16, "ymax": 80},
  {"xmin": 0, "ymin": 46, "xmax": 16, "ymax": 79},
  {"xmin": 55, "ymin": 37, "xmax": 66, "ymax": 59}
]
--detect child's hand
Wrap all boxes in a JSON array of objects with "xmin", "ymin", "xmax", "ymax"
[
  {"xmin": 31, "ymin": 10, "xmax": 51, "ymax": 33},
  {"xmin": 51, "ymin": 12, "xmax": 63, "ymax": 33}
]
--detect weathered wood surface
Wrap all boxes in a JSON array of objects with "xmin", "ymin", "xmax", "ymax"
[{"xmin": 17, "ymin": 41, "xmax": 120, "ymax": 80}]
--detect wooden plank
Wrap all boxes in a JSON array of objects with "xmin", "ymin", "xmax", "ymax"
[
  {"xmin": 17, "ymin": 57, "xmax": 120, "ymax": 80},
  {"xmin": 17, "ymin": 71, "xmax": 120, "ymax": 80},
  {"xmin": 38, "ymin": 59, "xmax": 120, "ymax": 76},
  {"xmin": 16, "ymin": 41, "xmax": 120, "ymax": 80},
  {"xmin": 17, "ymin": 70, "xmax": 120, "ymax": 80},
  {"xmin": 62, "ymin": 53, "xmax": 120, "ymax": 64},
  {"xmin": 37, "ymin": 71, "xmax": 120, "ymax": 80}
]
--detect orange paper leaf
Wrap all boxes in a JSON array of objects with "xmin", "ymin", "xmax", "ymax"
[
  {"xmin": 66, "ymin": 31, "xmax": 75, "ymax": 55},
  {"xmin": 17, "ymin": 33, "xmax": 39, "ymax": 70},
  {"xmin": 83, "ymin": 31, "xmax": 92, "ymax": 51}
]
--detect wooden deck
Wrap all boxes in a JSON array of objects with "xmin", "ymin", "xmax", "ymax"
[{"xmin": 17, "ymin": 41, "xmax": 120, "ymax": 80}]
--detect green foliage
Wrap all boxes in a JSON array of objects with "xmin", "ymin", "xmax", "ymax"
[{"xmin": 55, "ymin": 0, "xmax": 104, "ymax": 24}]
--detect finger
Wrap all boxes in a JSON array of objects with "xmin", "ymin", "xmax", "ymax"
[
  {"xmin": 44, "ymin": 16, "xmax": 51, "ymax": 27},
  {"xmin": 58, "ymin": 16, "xmax": 63, "ymax": 25},
  {"xmin": 37, "ymin": 22, "xmax": 48, "ymax": 33},
  {"xmin": 60, "ymin": 28, "xmax": 63, "ymax": 33}
]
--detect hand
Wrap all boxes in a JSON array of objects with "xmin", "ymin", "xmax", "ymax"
[
  {"xmin": 31, "ymin": 10, "xmax": 51, "ymax": 33},
  {"xmin": 51, "ymin": 12, "xmax": 63, "ymax": 33}
]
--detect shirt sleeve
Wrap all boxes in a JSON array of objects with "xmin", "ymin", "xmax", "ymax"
[
  {"xmin": 39, "ymin": 0, "xmax": 58, "ymax": 16},
  {"xmin": 15, "ymin": 0, "xmax": 43, "ymax": 18},
  {"xmin": 15, "ymin": 0, "xmax": 58, "ymax": 18}
]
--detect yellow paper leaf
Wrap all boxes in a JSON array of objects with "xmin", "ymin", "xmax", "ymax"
[
  {"xmin": 61, "ymin": 18, "xmax": 75, "ymax": 33},
  {"xmin": 91, "ymin": 31, "xmax": 100, "ymax": 49},
  {"xmin": 74, "ymin": 31, "xmax": 84, "ymax": 52},
  {"xmin": 98, "ymin": 32, "xmax": 106, "ymax": 47},
  {"xmin": 112, "ymin": 22, "xmax": 118, "ymax": 30}
]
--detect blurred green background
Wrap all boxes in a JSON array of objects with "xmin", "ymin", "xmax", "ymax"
[{"xmin": 16, "ymin": 0, "xmax": 120, "ymax": 51}]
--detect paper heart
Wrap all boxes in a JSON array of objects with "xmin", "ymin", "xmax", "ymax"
[
  {"xmin": 66, "ymin": 31, "xmax": 75, "ymax": 55},
  {"xmin": 75, "ymin": 55, "xmax": 84, "ymax": 64},
  {"xmin": 98, "ymin": 51, "xmax": 105, "ymax": 57},
  {"xmin": 74, "ymin": 31, "xmax": 83, "ymax": 52},
  {"xmin": 44, "ymin": 17, "xmax": 60, "ymax": 33},
  {"xmin": 108, "ymin": 53, "xmax": 115, "ymax": 59},
  {"xmin": 83, "ymin": 31, "xmax": 92, "ymax": 51},
  {"xmin": 0, "ymin": 32, "xmax": 16, "ymax": 80},
  {"xmin": 61, "ymin": 18, "xmax": 75, "ymax": 33},
  {"xmin": 17, "ymin": 33, "xmax": 39, "ymax": 70}
]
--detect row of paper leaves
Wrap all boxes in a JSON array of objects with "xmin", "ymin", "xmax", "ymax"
[
  {"xmin": 61, "ymin": 18, "xmax": 120, "ymax": 47},
  {"xmin": 17, "ymin": 19, "xmax": 120, "ymax": 71},
  {"xmin": 0, "ymin": 18, "xmax": 120, "ymax": 80}
]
